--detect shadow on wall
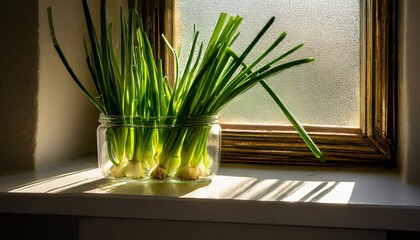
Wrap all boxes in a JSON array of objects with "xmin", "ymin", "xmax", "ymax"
[{"xmin": 0, "ymin": 0, "xmax": 39, "ymax": 170}]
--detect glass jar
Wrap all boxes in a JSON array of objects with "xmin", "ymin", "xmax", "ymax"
[{"xmin": 97, "ymin": 114, "xmax": 221, "ymax": 181}]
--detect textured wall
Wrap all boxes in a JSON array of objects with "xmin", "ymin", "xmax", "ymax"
[
  {"xmin": 35, "ymin": 0, "xmax": 126, "ymax": 169},
  {"xmin": 0, "ymin": 0, "xmax": 125, "ymax": 170},
  {"xmin": 0, "ymin": 1, "xmax": 39, "ymax": 170},
  {"xmin": 36, "ymin": 0, "xmax": 99, "ymax": 169},
  {"xmin": 399, "ymin": 0, "xmax": 420, "ymax": 183}
]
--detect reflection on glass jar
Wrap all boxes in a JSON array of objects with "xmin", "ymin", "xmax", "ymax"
[{"xmin": 97, "ymin": 114, "xmax": 221, "ymax": 181}]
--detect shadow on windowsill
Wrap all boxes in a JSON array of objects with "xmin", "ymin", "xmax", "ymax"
[{"xmin": 60, "ymin": 178, "xmax": 211, "ymax": 197}]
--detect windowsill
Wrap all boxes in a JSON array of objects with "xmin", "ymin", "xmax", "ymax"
[{"xmin": 0, "ymin": 155, "xmax": 419, "ymax": 231}]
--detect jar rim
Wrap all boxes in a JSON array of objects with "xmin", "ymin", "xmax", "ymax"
[{"xmin": 98, "ymin": 114, "xmax": 219, "ymax": 127}]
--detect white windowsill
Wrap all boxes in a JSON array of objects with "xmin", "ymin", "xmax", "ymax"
[{"xmin": 0, "ymin": 155, "xmax": 419, "ymax": 232}]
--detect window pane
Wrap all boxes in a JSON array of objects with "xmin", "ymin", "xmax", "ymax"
[{"xmin": 174, "ymin": 0, "xmax": 361, "ymax": 127}]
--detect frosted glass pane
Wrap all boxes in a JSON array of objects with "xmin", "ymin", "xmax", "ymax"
[{"xmin": 175, "ymin": 0, "xmax": 361, "ymax": 127}]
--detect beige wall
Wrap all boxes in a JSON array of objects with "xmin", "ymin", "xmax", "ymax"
[
  {"xmin": 0, "ymin": 0, "xmax": 125, "ymax": 170},
  {"xmin": 0, "ymin": 1, "xmax": 39, "ymax": 170},
  {"xmin": 398, "ymin": 0, "xmax": 420, "ymax": 183},
  {"xmin": 36, "ymin": 0, "xmax": 99, "ymax": 169}
]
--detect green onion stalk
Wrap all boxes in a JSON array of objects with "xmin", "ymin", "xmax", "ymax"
[
  {"xmin": 150, "ymin": 13, "xmax": 324, "ymax": 180},
  {"xmin": 48, "ymin": 0, "xmax": 324, "ymax": 181},
  {"xmin": 48, "ymin": 0, "xmax": 169, "ymax": 178}
]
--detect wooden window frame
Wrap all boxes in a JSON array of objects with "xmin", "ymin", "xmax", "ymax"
[{"xmin": 138, "ymin": 0, "xmax": 397, "ymax": 167}]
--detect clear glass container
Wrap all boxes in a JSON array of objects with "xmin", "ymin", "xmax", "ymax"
[{"xmin": 97, "ymin": 114, "xmax": 221, "ymax": 181}]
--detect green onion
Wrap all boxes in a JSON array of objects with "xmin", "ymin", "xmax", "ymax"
[{"xmin": 48, "ymin": 1, "xmax": 323, "ymax": 181}]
